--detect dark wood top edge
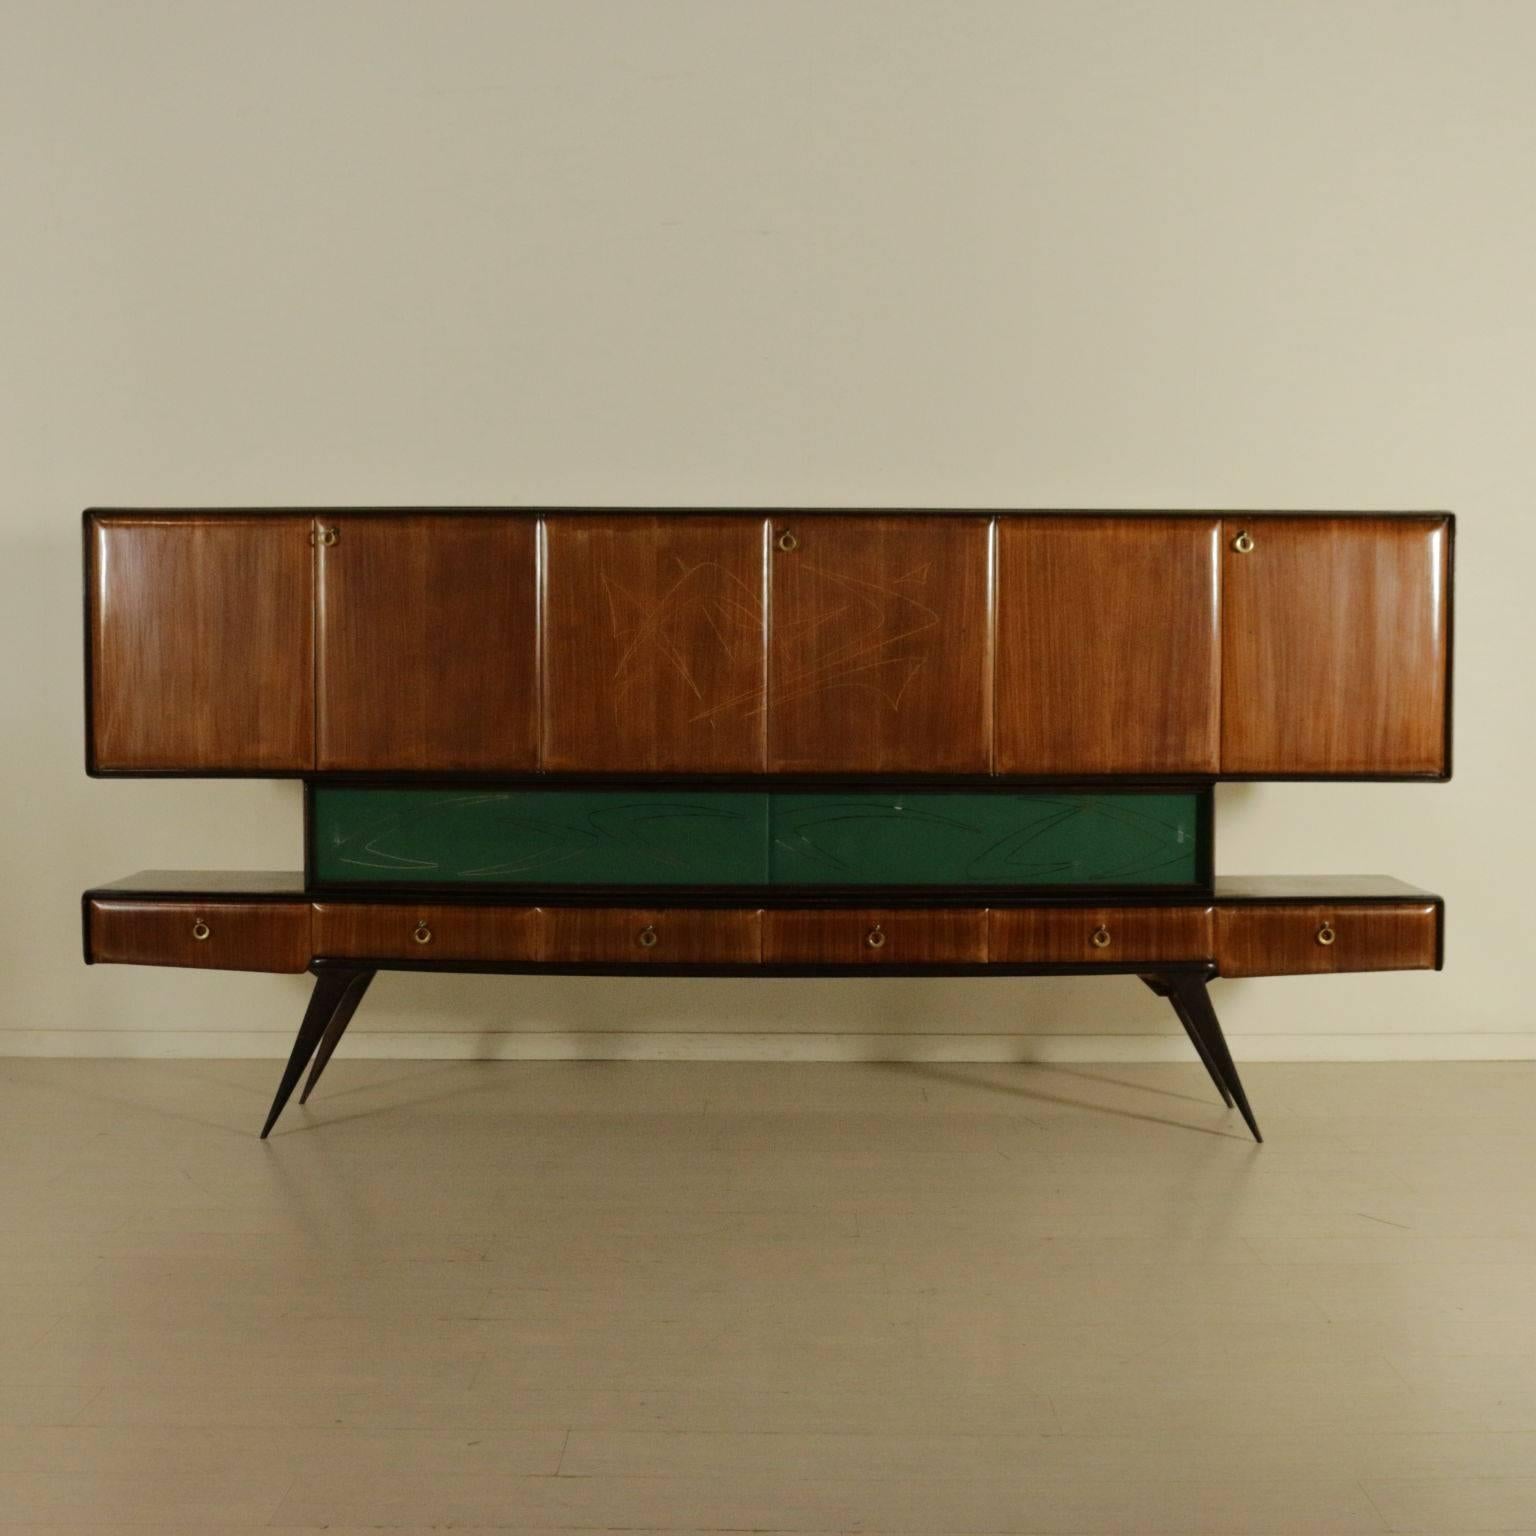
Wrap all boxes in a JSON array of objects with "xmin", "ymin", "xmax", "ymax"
[
  {"xmin": 81, "ymin": 506, "xmax": 1455, "ymax": 521},
  {"xmin": 85, "ymin": 767, "xmax": 1450, "ymax": 784},
  {"xmin": 83, "ymin": 873, "xmax": 1442, "ymax": 905},
  {"xmin": 307, "ymin": 777, "xmax": 1216, "ymax": 793}
]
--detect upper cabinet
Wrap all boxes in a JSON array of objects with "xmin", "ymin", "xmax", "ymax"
[
  {"xmin": 1220, "ymin": 515, "xmax": 1451, "ymax": 776},
  {"xmin": 767, "ymin": 515, "xmax": 992, "ymax": 773},
  {"xmin": 541, "ymin": 516, "xmax": 767, "ymax": 772},
  {"xmin": 88, "ymin": 513, "xmax": 314, "ymax": 772},
  {"xmin": 86, "ymin": 509, "xmax": 1452, "ymax": 781},
  {"xmin": 995, "ymin": 516, "xmax": 1221, "ymax": 775},
  {"xmin": 316, "ymin": 514, "xmax": 538, "ymax": 772}
]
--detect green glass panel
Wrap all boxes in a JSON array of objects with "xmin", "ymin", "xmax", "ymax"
[
  {"xmin": 769, "ymin": 792, "xmax": 1200, "ymax": 886},
  {"xmin": 312, "ymin": 788, "xmax": 769, "ymax": 886},
  {"xmin": 312, "ymin": 787, "xmax": 1201, "ymax": 889}
]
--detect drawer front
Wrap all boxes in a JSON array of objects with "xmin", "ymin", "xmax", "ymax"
[
  {"xmin": 1217, "ymin": 902, "xmax": 1439, "ymax": 978},
  {"xmin": 542, "ymin": 908, "xmax": 761, "ymax": 964},
  {"xmin": 312, "ymin": 903, "xmax": 541, "ymax": 962},
  {"xmin": 88, "ymin": 900, "xmax": 311, "ymax": 973},
  {"xmin": 989, "ymin": 906, "xmax": 1213, "ymax": 963},
  {"xmin": 762, "ymin": 908, "xmax": 988, "ymax": 965}
]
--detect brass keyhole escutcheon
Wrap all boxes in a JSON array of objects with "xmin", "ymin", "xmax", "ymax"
[
  {"xmin": 637, "ymin": 925, "xmax": 659, "ymax": 948},
  {"xmin": 191, "ymin": 919, "xmax": 210, "ymax": 942},
  {"xmin": 413, "ymin": 922, "xmax": 432, "ymax": 945},
  {"xmin": 865, "ymin": 924, "xmax": 886, "ymax": 949},
  {"xmin": 1232, "ymin": 529, "xmax": 1255, "ymax": 554},
  {"xmin": 1317, "ymin": 922, "xmax": 1336, "ymax": 946},
  {"xmin": 1091, "ymin": 925, "xmax": 1112, "ymax": 949},
  {"xmin": 777, "ymin": 529, "xmax": 798, "ymax": 553},
  {"xmin": 312, "ymin": 525, "xmax": 339, "ymax": 547}
]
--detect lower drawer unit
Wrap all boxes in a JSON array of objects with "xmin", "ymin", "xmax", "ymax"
[
  {"xmin": 312, "ymin": 903, "xmax": 541, "ymax": 962},
  {"xmin": 762, "ymin": 908, "xmax": 988, "ymax": 964},
  {"xmin": 78, "ymin": 873, "xmax": 1447, "ymax": 1144},
  {"xmin": 1216, "ymin": 902, "xmax": 1440, "ymax": 977},
  {"xmin": 989, "ymin": 905, "xmax": 1213, "ymax": 964},
  {"xmin": 542, "ymin": 907, "xmax": 761, "ymax": 964},
  {"xmin": 87, "ymin": 900, "xmax": 311, "ymax": 973}
]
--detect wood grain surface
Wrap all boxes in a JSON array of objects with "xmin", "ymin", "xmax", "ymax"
[
  {"xmin": 762, "ymin": 908, "xmax": 988, "ymax": 964},
  {"xmin": 541, "ymin": 516, "xmax": 768, "ymax": 771},
  {"xmin": 541, "ymin": 907, "xmax": 762, "ymax": 963},
  {"xmin": 988, "ymin": 905, "xmax": 1214, "ymax": 963},
  {"xmin": 995, "ymin": 516, "xmax": 1220, "ymax": 773},
  {"xmin": 317, "ymin": 514, "xmax": 538, "ymax": 771},
  {"xmin": 312, "ymin": 903, "xmax": 542, "ymax": 962},
  {"xmin": 1216, "ymin": 901, "xmax": 1439, "ymax": 977},
  {"xmin": 88, "ymin": 900, "xmax": 312, "ymax": 972},
  {"xmin": 1220, "ymin": 515, "xmax": 1450, "ymax": 775},
  {"xmin": 768, "ymin": 515, "xmax": 992, "ymax": 772},
  {"xmin": 89, "ymin": 514, "xmax": 314, "ymax": 771}
]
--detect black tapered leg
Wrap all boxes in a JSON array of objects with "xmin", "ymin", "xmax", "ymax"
[
  {"xmin": 299, "ymin": 969, "xmax": 374, "ymax": 1105},
  {"xmin": 1168, "ymin": 974, "xmax": 1262, "ymax": 1143},
  {"xmin": 261, "ymin": 966, "xmax": 372, "ymax": 1139},
  {"xmin": 1141, "ymin": 974, "xmax": 1233, "ymax": 1108}
]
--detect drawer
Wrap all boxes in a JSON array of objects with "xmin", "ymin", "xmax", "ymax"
[
  {"xmin": 762, "ymin": 908, "xmax": 987, "ymax": 965},
  {"xmin": 1217, "ymin": 902, "xmax": 1439, "ymax": 978},
  {"xmin": 88, "ymin": 900, "xmax": 311, "ymax": 973},
  {"xmin": 312, "ymin": 903, "xmax": 541, "ymax": 962},
  {"xmin": 542, "ymin": 907, "xmax": 761, "ymax": 964},
  {"xmin": 988, "ymin": 906, "xmax": 1213, "ymax": 963}
]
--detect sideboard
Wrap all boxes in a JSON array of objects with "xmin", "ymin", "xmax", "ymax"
[{"xmin": 81, "ymin": 509, "xmax": 1454, "ymax": 1140}]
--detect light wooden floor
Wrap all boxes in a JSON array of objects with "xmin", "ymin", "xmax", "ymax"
[{"xmin": 2, "ymin": 1057, "xmax": 1535, "ymax": 1534}]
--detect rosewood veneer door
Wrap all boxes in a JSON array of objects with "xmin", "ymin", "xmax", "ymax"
[
  {"xmin": 767, "ymin": 515, "xmax": 992, "ymax": 773},
  {"xmin": 1221, "ymin": 516, "xmax": 1450, "ymax": 776},
  {"xmin": 995, "ymin": 517, "xmax": 1220, "ymax": 774},
  {"xmin": 541, "ymin": 516, "xmax": 768, "ymax": 772},
  {"xmin": 317, "ymin": 514, "xmax": 538, "ymax": 771},
  {"xmin": 88, "ymin": 513, "xmax": 313, "ymax": 771}
]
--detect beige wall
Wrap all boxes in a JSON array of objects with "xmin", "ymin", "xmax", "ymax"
[{"xmin": 3, "ymin": 0, "xmax": 1530, "ymax": 1061}]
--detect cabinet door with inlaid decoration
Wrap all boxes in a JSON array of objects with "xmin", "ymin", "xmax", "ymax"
[
  {"xmin": 542, "ymin": 515, "xmax": 768, "ymax": 772},
  {"xmin": 767, "ymin": 515, "xmax": 992, "ymax": 773}
]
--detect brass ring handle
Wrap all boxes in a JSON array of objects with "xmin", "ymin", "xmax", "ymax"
[
  {"xmin": 637, "ymin": 925, "xmax": 659, "ymax": 948},
  {"xmin": 1232, "ymin": 529, "xmax": 1255, "ymax": 554},
  {"xmin": 315, "ymin": 526, "xmax": 339, "ymax": 547},
  {"xmin": 1316, "ymin": 922, "xmax": 1336, "ymax": 946},
  {"xmin": 1091, "ymin": 925, "xmax": 1112, "ymax": 949},
  {"xmin": 413, "ymin": 923, "xmax": 432, "ymax": 945},
  {"xmin": 865, "ymin": 925, "xmax": 886, "ymax": 949},
  {"xmin": 191, "ymin": 920, "xmax": 210, "ymax": 942},
  {"xmin": 777, "ymin": 529, "xmax": 798, "ymax": 553}
]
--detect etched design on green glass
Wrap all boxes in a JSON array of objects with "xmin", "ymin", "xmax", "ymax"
[
  {"xmin": 313, "ymin": 787, "xmax": 1201, "ymax": 890},
  {"xmin": 312, "ymin": 788, "xmax": 769, "ymax": 886},
  {"xmin": 769, "ymin": 792, "xmax": 1198, "ymax": 886}
]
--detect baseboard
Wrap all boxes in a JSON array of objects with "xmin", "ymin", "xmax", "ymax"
[{"xmin": 3, "ymin": 1030, "xmax": 1535, "ymax": 1062}]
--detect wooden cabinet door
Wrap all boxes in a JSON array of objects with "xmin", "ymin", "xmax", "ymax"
[
  {"xmin": 1221, "ymin": 516, "xmax": 1450, "ymax": 775},
  {"xmin": 995, "ymin": 516, "xmax": 1220, "ymax": 774},
  {"xmin": 316, "ymin": 514, "xmax": 538, "ymax": 771},
  {"xmin": 542, "ymin": 516, "xmax": 767, "ymax": 772},
  {"xmin": 768, "ymin": 515, "xmax": 992, "ymax": 772},
  {"xmin": 88, "ymin": 512, "xmax": 314, "ymax": 771}
]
